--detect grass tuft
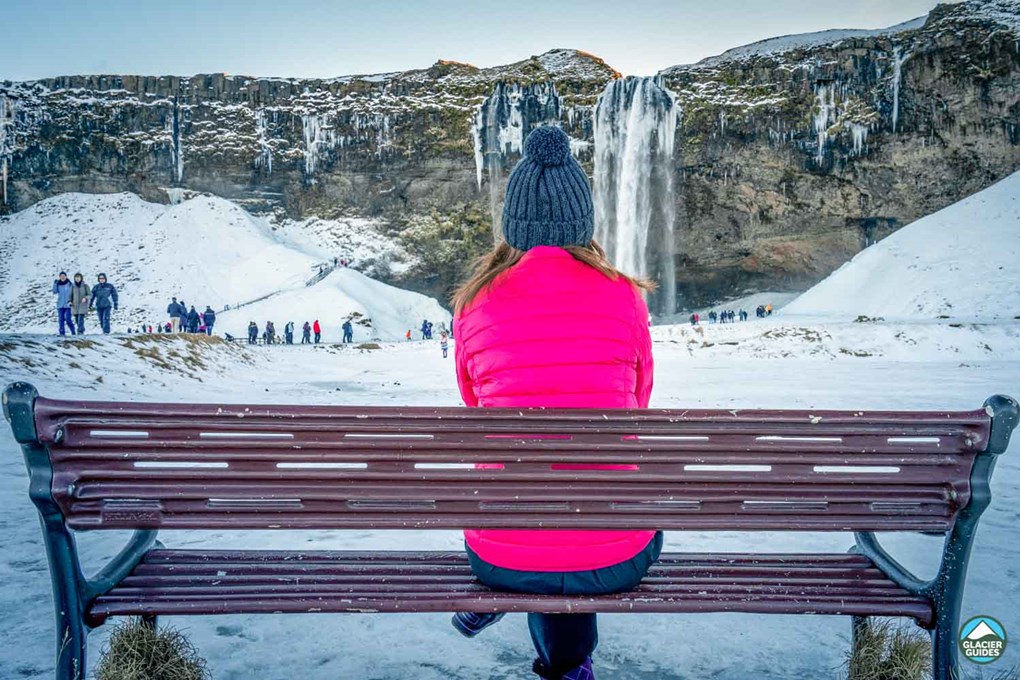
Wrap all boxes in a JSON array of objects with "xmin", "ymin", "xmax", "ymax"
[
  {"xmin": 95, "ymin": 619, "xmax": 210, "ymax": 680},
  {"xmin": 842, "ymin": 619, "xmax": 929, "ymax": 680}
]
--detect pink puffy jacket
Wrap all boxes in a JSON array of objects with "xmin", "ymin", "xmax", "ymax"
[{"xmin": 455, "ymin": 246, "xmax": 655, "ymax": 572}]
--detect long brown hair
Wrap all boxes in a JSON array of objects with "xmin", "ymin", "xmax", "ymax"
[{"xmin": 452, "ymin": 240, "xmax": 655, "ymax": 315}]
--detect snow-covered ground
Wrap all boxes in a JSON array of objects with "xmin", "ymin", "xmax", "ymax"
[{"xmin": 0, "ymin": 323, "xmax": 1017, "ymax": 679}]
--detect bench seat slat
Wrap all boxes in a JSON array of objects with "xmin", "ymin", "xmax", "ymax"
[{"xmin": 87, "ymin": 550, "xmax": 934, "ymax": 628}]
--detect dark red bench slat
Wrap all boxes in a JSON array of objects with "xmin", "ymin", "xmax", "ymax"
[
  {"xmin": 33, "ymin": 396, "xmax": 987, "ymax": 533},
  {"xmin": 87, "ymin": 551, "xmax": 934, "ymax": 628}
]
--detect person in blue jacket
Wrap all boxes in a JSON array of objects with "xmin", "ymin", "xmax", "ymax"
[
  {"xmin": 342, "ymin": 319, "xmax": 354, "ymax": 343},
  {"xmin": 202, "ymin": 306, "xmax": 216, "ymax": 336},
  {"xmin": 89, "ymin": 273, "xmax": 119, "ymax": 334},
  {"xmin": 52, "ymin": 272, "xmax": 75, "ymax": 335}
]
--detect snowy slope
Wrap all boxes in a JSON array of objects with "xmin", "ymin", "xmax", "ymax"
[
  {"xmin": 684, "ymin": 15, "xmax": 926, "ymax": 69},
  {"xmin": 782, "ymin": 170, "xmax": 1020, "ymax": 321},
  {"xmin": 217, "ymin": 267, "xmax": 451, "ymax": 342},
  {"xmin": 0, "ymin": 192, "xmax": 438, "ymax": 335},
  {"xmin": 0, "ymin": 192, "xmax": 319, "ymax": 331}
]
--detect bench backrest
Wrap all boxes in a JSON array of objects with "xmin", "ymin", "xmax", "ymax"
[{"xmin": 7, "ymin": 389, "xmax": 1009, "ymax": 534}]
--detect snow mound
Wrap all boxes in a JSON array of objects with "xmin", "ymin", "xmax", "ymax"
[
  {"xmin": 0, "ymin": 192, "xmax": 320, "ymax": 332},
  {"xmin": 0, "ymin": 191, "xmax": 445, "ymax": 336},
  {"xmin": 217, "ymin": 267, "xmax": 451, "ymax": 343},
  {"xmin": 782, "ymin": 171, "xmax": 1020, "ymax": 321}
]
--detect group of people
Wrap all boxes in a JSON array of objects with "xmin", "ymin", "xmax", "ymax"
[
  {"xmin": 688, "ymin": 305, "xmax": 770, "ymax": 326},
  {"xmin": 243, "ymin": 318, "xmax": 357, "ymax": 345},
  {"xmin": 52, "ymin": 271, "xmax": 119, "ymax": 335},
  {"xmin": 166, "ymin": 298, "xmax": 217, "ymax": 335}
]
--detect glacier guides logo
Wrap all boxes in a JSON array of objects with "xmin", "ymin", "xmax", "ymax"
[{"xmin": 959, "ymin": 615, "xmax": 1007, "ymax": 664}]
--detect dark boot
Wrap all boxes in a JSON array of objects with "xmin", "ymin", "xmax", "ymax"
[
  {"xmin": 451, "ymin": 611, "xmax": 506, "ymax": 637},
  {"xmin": 533, "ymin": 657, "xmax": 594, "ymax": 680}
]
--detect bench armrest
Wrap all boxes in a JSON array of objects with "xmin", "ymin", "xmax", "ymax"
[
  {"xmin": 852, "ymin": 532, "xmax": 929, "ymax": 595},
  {"xmin": 85, "ymin": 529, "xmax": 161, "ymax": 601}
]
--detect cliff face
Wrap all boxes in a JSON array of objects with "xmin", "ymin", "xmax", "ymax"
[
  {"xmin": 662, "ymin": 0, "xmax": 1020, "ymax": 304},
  {"xmin": 0, "ymin": 50, "xmax": 614, "ymax": 218},
  {"xmin": 1, "ymin": 1, "xmax": 1018, "ymax": 308}
]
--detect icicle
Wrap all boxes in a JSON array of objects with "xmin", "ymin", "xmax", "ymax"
[
  {"xmin": 471, "ymin": 107, "xmax": 484, "ymax": 190},
  {"xmin": 813, "ymin": 84, "xmax": 835, "ymax": 163},
  {"xmin": 849, "ymin": 122, "xmax": 869, "ymax": 156},
  {"xmin": 593, "ymin": 77, "xmax": 679, "ymax": 315},
  {"xmin": 719, "ymin": 110, "xmax": 727, "ymax": 135},
  {"xmin": 302, "ymin": 114, "xmax": 336, "ymax": 175},
  {"xmin": 255, "ymin": 109, "xmax": 272, "ymax": 174}
]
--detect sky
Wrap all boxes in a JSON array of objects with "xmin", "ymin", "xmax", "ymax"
[{"xmin": 1, "ymin": 0, "xmax": 954, "ymax": 80}]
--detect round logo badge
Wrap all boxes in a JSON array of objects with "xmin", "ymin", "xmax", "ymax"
[{"xmin": 959, "ymin": 615, "xmax": 1007, "ymax": 664}]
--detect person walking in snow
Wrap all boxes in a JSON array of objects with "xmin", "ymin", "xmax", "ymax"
[
  {"xmin": 90, "ymin": 273, "xmax": 119, "ymax": 335},
  {"xmin": 52, "ymin": 272, "xmax": 75, "ymax": 336},
  {"xmin": 265, "ymin": 321, "xmax": 276, "ymax": 345},
  {"xmin": 302, "ymin": 321, "xmax": 312, "ymax": 344},
  {"xmin": 167, "ymin": 298, "xmax": 183, "ymax": 332},
  {"xmin": 313, "ymin": 319, "xmax": 321, "ymax": 344},
  {"xmin": 184, "ymin": 306, "xmax": 199, "ymax": 333},
  {"xmin": 450, "ymin": 126, "xmax": 660, "ymax": 680},
  {"xmin": 247, "ymin": 321, "xmax": 258, "ymax": 344},
  {"xmin": 70, "ymin": 273, "xmax": 91, "ymax": 335},
  {"xmin": 285, "ymin": 321, "xmax": 295, "ymax": 344},
  {"xmin": 342, "ymin": 319, "xmax": 354, "ymax": 343},
  {"xmin": 405, "ymin": 329, "xmax": 412, "ymax": 342},
  {"xmin": 421, "ymin": 319, "xmax": 430, "ymax": 340},
  {"xmin": 202, "ymin": 306, "xmax": 216, "ymax": 336},
  {"xmin": 439, "ymin": 331, "xmax": 449, "ymax": 359}
]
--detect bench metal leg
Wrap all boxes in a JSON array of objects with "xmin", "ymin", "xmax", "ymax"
[{"xmin": 850, "ymin": 615, "xmax": 870, "ymax": 653}]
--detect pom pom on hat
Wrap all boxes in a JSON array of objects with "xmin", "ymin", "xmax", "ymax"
[{"xmin": 523, "ymin": 125, "xmax": 572, "ymax": 167}]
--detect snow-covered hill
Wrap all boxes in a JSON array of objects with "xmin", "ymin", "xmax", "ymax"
[
  {"xmin": 218, "ymin": 267, "xmax": 450, "ymax": 342},
  {"xmin": 782, "ymin": 170, "xmax": 1020, "ymax": 322},
  {"xmin": 0, "ymin": 192, "xmax": 446, "ymax": 339}
]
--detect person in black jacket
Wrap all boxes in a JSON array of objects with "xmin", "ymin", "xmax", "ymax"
[
  {"xmin": 301, "ymin": 321, "xmax": 311, "ymax": 344},
  {"xmin": 202, "ymin": 306, "xmax": 216, "ymax": 336},
  {"xmin": 89, "ymin": 273, "xmax": 119, "ymax": 334},
  {"xmin": 185, "ymin": 306, "xmax": 200, "ymax": 333}
]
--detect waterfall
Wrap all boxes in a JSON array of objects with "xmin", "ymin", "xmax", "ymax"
[
  {"xmin": 171, "ymin": 97, "xmax": 183, "ymax": 183},
  {"xmin": 891, "ymin": 47, "xmax": 909, "ymax": 133},
  {"xmin": 0, "ymin": 94, "xmax": 8, "ymax": 205},
  {"xmin": 593, "ymin": 76, "xmax": 679, "ymax": 315},
  {"xmin": 472, "ymin": 82, "xmax": 561, "ymax": 238}
]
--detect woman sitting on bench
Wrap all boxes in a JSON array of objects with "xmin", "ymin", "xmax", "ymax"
[{"xmin": 451, "ymin": 125, "xmax": 661, "ymax": 680}]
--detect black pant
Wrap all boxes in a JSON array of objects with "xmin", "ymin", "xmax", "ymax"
[
  {"xmin": 96, "ymin": 307, "xmax": 112, "ymax": 334},
  {"xmin": 74, "ymin": 314, "xmax": 86, "ymax": 334},
  {"xmin": 465, "ymin": 532, "xmax": 663, "ymax": 676}
]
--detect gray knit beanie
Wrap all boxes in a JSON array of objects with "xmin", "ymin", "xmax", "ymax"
[{"xmin": 502, "ymin": 126, "xmax": 594, "ymax": 251}]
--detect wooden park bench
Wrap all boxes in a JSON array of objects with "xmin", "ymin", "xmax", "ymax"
[{"xmin": 3, "ymin": 381, "xmax": 1016, "ymax": 680}]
